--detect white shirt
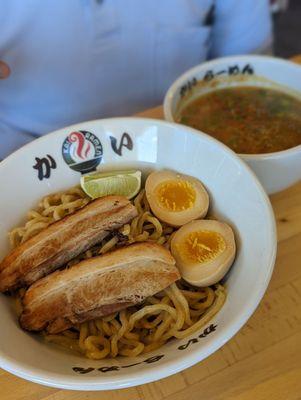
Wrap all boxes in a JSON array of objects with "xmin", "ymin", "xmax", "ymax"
[{"xmin": 0, "ymin": 0, "xmax": 272, "ymax": 159}]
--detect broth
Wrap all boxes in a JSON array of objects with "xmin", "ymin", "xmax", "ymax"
[{"xmin": 177, "ymin": 86, "xmax": 301, "ymax": 154}]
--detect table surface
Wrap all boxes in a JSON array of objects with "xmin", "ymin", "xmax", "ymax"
[{"xmin": 1, "ymin": 106, "xmax": 301, "ymax": 400}]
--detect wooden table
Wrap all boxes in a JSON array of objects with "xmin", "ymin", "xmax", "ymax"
[{"xmin": 1, "ymin": 107, "xmax": 301, "ymax": 400}]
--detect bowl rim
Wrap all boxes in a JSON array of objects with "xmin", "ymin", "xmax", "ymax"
[
  {"xmin": 163, "ymin": 54, "xmax": 301, "ymax": 159},
  {"xmin": 0, "ymin": 117, "xmax": 277, "ymax": 390}
]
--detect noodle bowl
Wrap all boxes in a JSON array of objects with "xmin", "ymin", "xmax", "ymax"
[{"xmin": 0, "ymin": 117, "xmax": 276, "ymax": 390}]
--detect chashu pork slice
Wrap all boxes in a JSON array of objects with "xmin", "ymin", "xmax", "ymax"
[
  {"xmin": 0, "ymin": 196, "xmax": 137, "ymax": 292},
  {"xmin": 20, "ymin": 242, "xmax": 180, "ymax": 333}
]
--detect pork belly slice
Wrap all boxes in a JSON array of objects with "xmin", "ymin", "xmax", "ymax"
[
  {"xmin": 0, "ymin": 196, "xmax": 137, "ymax": 292},
  {"xmin": 19, "ymin": 242, "xmax": 180, "ymax": 333}
]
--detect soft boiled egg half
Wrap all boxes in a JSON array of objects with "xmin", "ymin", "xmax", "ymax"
[
  {"xmin": 145, "ymin": 170, "xmax": 209, "ymax": 227},
  {"xmin": 171, "ymin": 219, "xmax": 236, "ymax": 287}
]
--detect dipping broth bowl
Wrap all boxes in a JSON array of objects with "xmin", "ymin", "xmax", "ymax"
[{"xmin": 164, "ymin": 55, "xmax": 301, "ymax": 194}]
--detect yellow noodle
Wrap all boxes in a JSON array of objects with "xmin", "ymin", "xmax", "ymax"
[
  {"xmin": 169, "ymin": 283, "xmax": 192, "ymax": 326},
  {"xmin": 133, "ymin": 231, "xmax": 149, "ymax": 242},
  {"xmin": 102, "ymin": 313, "xmax": 118, "ymax": 322},
  {"xmin": 137, "ymin": 211, "xmax": 151, "ymax": 233},
  {"xmin": 190, "ymin": 288, "xmax": 215, "ymax": 310},
  {"xmin": 118, "ymin": 337, "xmax": 144, "ymax": 357},
  {"xmin": 110, "ymin": 310, "xmax": 128, "ymax": 357},
  {"xmin": 163, "ymin": 287, "xmax": 185, "ymax": 336},
  {"xmin": 110, "ymin": 319, "xmax": 121, "ymax": 334},
  {"xmin": 130, "ymin": 216, "xmax": 139, "ymax": 238},
  {"xmin": 98, "ymin": 236, "xmax": 119, "ymax": 254},
  {"xmin": 173, "ymin": 286, "xmax": 226, "ymax": 339},
  {"xmin": 98, "ymin": 320, "xmax": 114, "ymax": 336},
  {"xmin": 28, "ymin": 210, "xmax": 45, "ymax": 219},
  {"xmin": 140, "ymin": 312, "xmax": 164, "ymax": 329},
  {"xmin": 180, "ymin": 289, "xmax": 208, "ymax": 300},
  {"xmin": 142, "ymin": 341, "xmax": 165, "ymax": 353},
  {"xmin": 152, "ymin": 313, "xmax": 174, "ymax": 343},
  {"xmin": 124, "ymin": 331, "xmax": 140, "ymax": 341},
  {"xmin": 128, "ymin": 304, "xmax": 178, "ymax": 331},
  {"xmin": 147, "ymin": 216, "xmax": 163, "ymax": 240},
  {"xmin": 84, "ymin": 336, "xmax": 110, "ymax": 359},
  {"xmin": 133, "ymin": 189, "xmax": 146, "ymax": 214}
]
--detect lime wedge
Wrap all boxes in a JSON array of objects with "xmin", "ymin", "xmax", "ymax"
[{"xmin": 80, "ymin": 170, "xmax": 142, "ymax": 199}]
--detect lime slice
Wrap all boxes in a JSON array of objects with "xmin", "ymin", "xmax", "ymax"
[{"xmin": 80, "ymin": 170, "xmax": 142, "ymax": 199}]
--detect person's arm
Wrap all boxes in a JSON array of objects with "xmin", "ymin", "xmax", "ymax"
[
  {"xmin": 0, "ymin": 61, "xmax": 10, "ymax": 78},
  {"xmin": 0, "ymin": 60, "xmax": 10, "ymax": 160},
  {"xmin": 210, "ymin": 0, "xmax": 273, "ymax": 58}
]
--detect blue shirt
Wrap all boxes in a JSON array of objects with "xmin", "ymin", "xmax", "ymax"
[{"xmin": 0, "ymin": 0, "xmax": 272, "ymax": 159}]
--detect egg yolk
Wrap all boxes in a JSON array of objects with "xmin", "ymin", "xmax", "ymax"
[
  {"xmin": 156, "ymin": 179, "xmax": 196, "ymax": 211},
  {"xmin": 178, "ymin": 230, "xmax": 226, "ymax": 264}
]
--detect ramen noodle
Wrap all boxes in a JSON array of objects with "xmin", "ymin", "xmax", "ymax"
[{"xmin": 11, "ymin": 187, "xmax": 226, "ymax": 359}]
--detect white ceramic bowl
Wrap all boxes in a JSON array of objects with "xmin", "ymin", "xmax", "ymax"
[
  {"xmin": 163, "ymin": 55, "xmax": 301, "ymax": 194},
  {"xmin": 0, "ymin": 118, "xmax": 276, "ymax": 390}
]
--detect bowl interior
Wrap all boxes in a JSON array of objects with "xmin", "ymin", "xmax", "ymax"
[
  {"xmin": 165, "ymin": 55, "xmax": 301, "ymax": 124},
  {"xmin": 0, "ymin": 118, "xmax": 276, "ymax": 390}
]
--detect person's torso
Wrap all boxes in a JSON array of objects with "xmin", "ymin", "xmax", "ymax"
[{"xmin": 0, "ymin": 0, "xmax": 213, "ymax": 138}]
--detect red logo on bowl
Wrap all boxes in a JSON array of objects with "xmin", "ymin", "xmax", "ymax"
[{"xmin": 62, "ymin": 130, "xmax": 103, "ymax": 174}]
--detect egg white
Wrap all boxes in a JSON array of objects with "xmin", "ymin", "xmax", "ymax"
[
  {"xmin": 145, "ymin": 170, "xmax": 209, "ymax": 227},
  {"xmin": 171, "ymin": 219, "xmax": 236, "ymax": 286}
]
